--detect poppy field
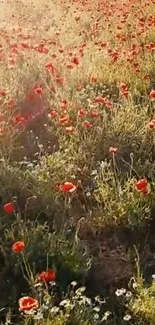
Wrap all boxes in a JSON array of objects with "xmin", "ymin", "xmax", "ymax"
[{"xmin": 0, "ymin": 0, "xmax": 155, "ymax": 323}]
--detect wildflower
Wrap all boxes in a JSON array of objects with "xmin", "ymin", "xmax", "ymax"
[
  {"xmin": 77, "ymin": 109, "xmax": 87, "ymax": 117},
  {"xmin": 45, "ymin": 62, "xmax": 55, "ymax": 74},
  {"xmin": 38, "ymin": 270, "xmax": 56, "ymax": 283},
  {"xmin": 101, "ymin": 311, "xmax": 111, "ymax": 321},
  {"xmin": 50, "ymin": 306, "xmax": 59, "ymax": 314},
  {"xmin": 65, "ymin": 126, "xmax": 75, "ymax": 134},
  {"xmin": 48, "ymin": 110, "xmax": 59, "ymax": 119},
  {"xmin": 120, "ymin": 82, "xmax": 128, "ymax": 91},
  {"xmin": 59, "ymin": 115, "xmax": 70, "ymax": 125},
  {"xmin": 93, "ymin": 306, "xmax": 100, "ymax": 312},
  {"xmin": 19, "ymin": 296, "xmax": 39, "ymax": 312},
  {"xmin": 150, "ymin": 89, "xmax": 155, "ymax": 99},
  {"xmin": 109, "ymin": 147, "xmax": 118, "ymax": 154},
  {"xmin": 59, "ymin": 299, "xmax": 70, "ymax": 307},
  {"xmin": 95, "ymin": 96, "xmax": 106, "ymax": 104},
  {"xmin": 34, "ymin": 311, "xmax": 43, "ymax": 320},
  {"xmin": 125, "ymin": 291, "xmax": 132, "ymax": 299},
  {"xmin": 94, "ymin": 313, "xmax": 99, "ymax": 320},
  {"xmin": 59, "ymin": 182, "xmax": 77, "ymax": 193},
  {"xmin": 123, "ymin": 314, "xmax": 132, "ymax": 321},
  {"xmin": 8, "ymin": 99, "xmax": 16, "ymax": 109},
  {"xmin": 90, "ymin": 110, "xmax": 100, "ymax": 118},
  {"xmin": 0, "ymin": 89, "xmax": 7, "ymax": 97},
  {"xmin": 73, "ymin": 56, "xmax": 80, "ymax": 65},
  {"xmin": 71, "ymin": 281, "xmax": 77, "ymax": 287},
  {"xmin": 91, "ymin": 76, "xmax": 97, "ymax": 83},
  {"xmin": 148, "ymin": 120, "xmax": 155, "ymax": 129},
  {"xmin": 4, "ymin": 202, "xmax": 14, "ymax": 213},
  {"xmin": 34, "ymin": 87, "xmax": 43, "ymax": 95},
  {"xmin": 55, "ymin": 76, "xmax": 64, "ymax": 85},
  {"xmin": 75, "ymin": 286, "xmax": 86, "ymax": 296},
  {"xmin": 12, "ymin": 241, "xmax": 25, "ymax": 253},
  {"xmin": 95, "ymin": 296, "xmax": 106, "ymax": 304},
  {"xmin": 82, "ymin": 120, "xmax": 93, "ymax": 128},
  {"xmin": 115, "ymin": 288, "xmax": 126, "ymax": 296},
  {"xmin": 134, "ymin": 178, "xmax": 148, "ymax": 194},
  {"xmin": 132, "ymin": 282, "xmax": 137, "ymax": 289},
  {"xmin": 14, "ymin": 115, "xmax": 26, "ymax": 124}
]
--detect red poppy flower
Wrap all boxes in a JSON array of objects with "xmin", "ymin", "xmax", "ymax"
[
  {"xmin": 8, "ymin": 99, "xmax": 16, "ymax": 109},
  {"xmin": 148, "ymin": 120, "xmax": 155, "ymax": 129},
  {"xmin": 65, "ymin": 126, "xmax": 75, "ymax": 134},
  {"xmin": 95, "ymin": 96, "xmax": 106, "ymax": 104},
  {"xmin": 90, "ymin": 110, "xmax": 100, "ymax": 118},
  {"xmin": 45, "ymin": 62, "xmax": 55, "ymax": 74},
  {"xmin": 59, "ymin": 182, "xmax": 77, "ymax": 193},
  {"xmin": 119, "ymin": 82, "xmax": 128, "ymax": 91},
  {"xmin": 20, "ymin": 42, "xmax": 30, "ymax": 49},
  {"xmin": 14, "ymin": 115, "xmax": 26, "ymax": 124},
  {"xmin": 121, "ymin": 91, "xmax": 129, "ymax": 99},
  {"xmin": 0, "ymin": 113, "xmax": 6, "ymax": 123},
  {"xmin": 59, "ymin": 115, "xmax": 70, "ymax": 125},
  {"xmin": 82, "ymin": 120, "xmax": 93, "ymax": 128},
  {"xmin": 77, "ymin": 109, "xmax": 87, "ymax": 117},
  {"xmin": 150, "ymin": 90, "xmax": 155, "ymax": 99},
  {"xmin": 72, "ymin": 56, "xmax": 80, "ymax": 65},
  {"xmin": 12, "ymin": 241, "xmax": 25, "ymax": 253},
  {"xmin": 4, "ymin": 202, "xmax": 15, "ymax": 213},
  {"xmin": 34, "ymin": 87, "xmax": 43, "ymax": 95},
  {"xmin": 55, "ymin": 77, "xmax": 64, "ymax": 85},
  {"xmin": 91, "ymin": 76, "xmax": 97, "ymax": 83},
  {"xmin": 0, "ymin": 89, "xmax": 7, "ymax": 97},
  {"xmin": 109, "ymin": 147, "xmax": 118, "ymax": 154},
  {"xmin": 134, "ymin": 179, "xmax": 148, "ymax": 194},
  {"xmin": 19, "ymin": 296, "xmax": 39, "ymax": 312},
  {"xmin": 38, "ymin": 269, "xmax": 56, "ymax": 282},
  {"xmin": 48, "ymin": 110, "xmax": 59, "ymax": 119}
]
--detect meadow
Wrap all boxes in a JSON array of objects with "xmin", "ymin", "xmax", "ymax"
[{"xmin": 0, "ymin": 0, "xmax": 155, "ymax": 324}]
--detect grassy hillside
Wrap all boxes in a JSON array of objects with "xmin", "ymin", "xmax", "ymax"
[{"xmin": 0, "ymin": 0, "xmax": 155, "ymax": 324}]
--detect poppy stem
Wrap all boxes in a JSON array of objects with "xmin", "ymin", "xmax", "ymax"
[{"xmin": 112, "ymin": 153, "xmax": 120, "ymax": 195}]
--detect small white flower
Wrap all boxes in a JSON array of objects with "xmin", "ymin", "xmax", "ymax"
[
  {"xmin": 86, "ymin": 191, "xmax": 91, "ymax": 197},
  {"xmin": 91, "ymin": 170, "xmax": 97, "ymax": 175},
  {"xmin": 50, "ymin": 281, "xmax": 56, "ymax": 286},
  {"xmin": 34, "ymin": 282, "xmax": 42, "ymax": 287},
  {"xmin": 132, "ymin": 282, "xmax": 138, "ymax": 289},
  {"xmin": 75, "ymin": 286, "xmax": 86, "ymax": 296},
  {"xmin": 95, "ymin": 296, "xmax": 106, "ymax": 304},
  {"xmin": 123, "ymin": 314, "xmax": 132, "ymax": 321},
  {"xmin": 59, "ymin": 299, "xmax": 68, "ymax": 307},
  {"xmin": 101, "ymin": 311, "xmax": 111, "ymax": 321},
  {"xmin": 93, "ymin": 306, "xmax": 100, "ymax": 312},
  {"xmin": 50, "ymin": 306, "xmax": 60, "ymax": 314},
  {"xmin": 115, "ymin": 288, "xmax": 126, "ymax": 296},
  {"xmin": 71, "ymin": 281, "xmax": 77, "ymax": 287},
  {"xmin": 34, "ymin": 312, "xmax": 43, "ymax": 320},
  {"xmin": 94, "ymin": 313, "xmax": 99, "ymax": 320},
  {"xmin": 125, "ymin": 291, "xmax": 132, "ymax": 299}
]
